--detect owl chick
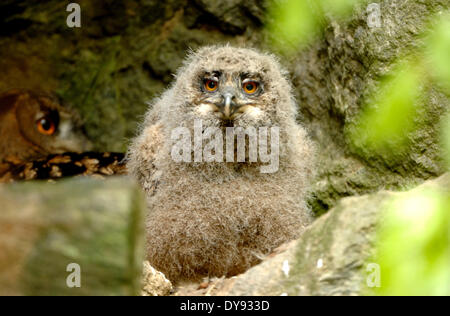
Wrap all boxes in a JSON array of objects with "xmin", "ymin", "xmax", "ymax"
[
  {"xmin": 128, "ymin": 46, "xmax": 315, "ymax": 283},
  {"xmin": 0, "ymin": 89, "xmax": 91, "ymax": 163}
]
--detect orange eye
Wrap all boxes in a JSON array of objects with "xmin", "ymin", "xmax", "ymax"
[
  {"xmin": 204, "ymin": 79, "xmax": 219, "ymax": 92},
  {"xmin": 37, "ymin": 117, "xmax": 56, "ymax": 136},
  {"xmin": 243, "ymin": 81, "xmax": 258, "ymax": 94}
]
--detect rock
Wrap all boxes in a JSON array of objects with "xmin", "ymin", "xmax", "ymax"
[
  {"xmin": 212, "ymin": 173, "xmax": 450, "ymax": 296},
  {"xmin": 294, "ymin": 0, "xmax": 449, "ymax": 214},
  {"xmin": 142, "ymin": 261, "xmax": 173, "ymax": 296},
  {"xmin": 190, "ymin": 0, "xmax": 266, "ymax": 34},
  {"xmin": 0, "ymin": 176, "xmax": 146, "ymax": 296}
]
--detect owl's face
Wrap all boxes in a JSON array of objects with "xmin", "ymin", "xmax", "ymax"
[
  {"xmin": 173, "ymin": 46, "xmax": 294, "ymax": 128},
  {"xmin": 0, "ymin": 90, "xmax": 91, "ymax": 161},
  {"xmin": 16, "ymin": 92, "xmax": 91, "ymax": 154},
  {"xmin": 194, "ymin": 70, "xmax": 265, "ymax": 124}
]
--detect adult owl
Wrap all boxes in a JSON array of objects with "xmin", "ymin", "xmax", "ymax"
[
  {"xmin": 0, "ymin": 89, "xmax": 90, "ymax": 162},
  {"xmin": 0, "ymin": 90, "xmax": 130, "ymax": 183},
  {"xmin": 128, "ymin": 46, "xmax": 315, "ymax": 283}
]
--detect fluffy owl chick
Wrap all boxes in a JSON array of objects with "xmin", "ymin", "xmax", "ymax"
[
  {"xmin": 0, "ymin": 89, "xmax": 91, "ymax": 162},
  {"xmin": 128, "ymin": 46, "xmax": 315, "ymax": 283}
]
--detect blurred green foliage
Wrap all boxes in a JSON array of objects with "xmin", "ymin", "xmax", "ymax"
[
  {"xmin": 320, "ymin": 0, "xmax": 359, "ymax": 17},
  {"xmin": 351, "ymin": 12, "xmax": 450, "ymax": 155},
  {"xmin": 377, "ymin": 190, "xmax": 450, "ymax": 296},
  {"xmin": 426, "ymin": 13, "xmax": 450, "ymax": 93},
  {"xmin": 351, "ymin": 60, "xmax": 422, "ymax": 154},
  {"xmin": 267, "ymin": 0, "xmax": 320, "ymax": 51},
  {"xmin": 267, "ymin": 0, "xmax": 358, "ymax": 53},
  {"xmin": 267, "ymin": 1, "xmax": 450, "ymax": 296},
  {"xmin": 359, "ymin": 12, "xmax": 450, "ymax": 296}
]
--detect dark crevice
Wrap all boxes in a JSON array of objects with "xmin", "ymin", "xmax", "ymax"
[{"xmin": 142, "ymin": 61, "xmax": 165, "ymax": 81}]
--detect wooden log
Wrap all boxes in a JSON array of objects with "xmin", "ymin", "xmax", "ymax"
[{"xmin": 0, "ymin": 176, "xmax": 145, "ymax": 296}]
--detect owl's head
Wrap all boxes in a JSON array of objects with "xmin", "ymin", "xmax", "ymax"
[
  {"xmin": 0, "ymin": 90, "xmax": 92, "ymax": 161},
  {"xmin": 169, "ymin": 46, "xmax": 297, "ymax": 128}
]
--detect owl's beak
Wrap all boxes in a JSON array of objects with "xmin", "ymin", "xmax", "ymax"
[{"xmin": 220, "ymin": 92, "xmax": 238, "ymax": 120}]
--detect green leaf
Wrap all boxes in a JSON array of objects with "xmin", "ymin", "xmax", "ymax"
[
  {"xmin": 351, "ymin": 60, "xmax": 422, "ymax": 154},
  {"xmin": 377, "ymin": 190, "xmax": 450, "ymax": 296},
  {"xmin": 320, "ymin": 0, "xmax": 359, "ymax": 17},
  {"xmin": 267, "ymin": 0, "xmax": 322, "ymax": 52}
]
